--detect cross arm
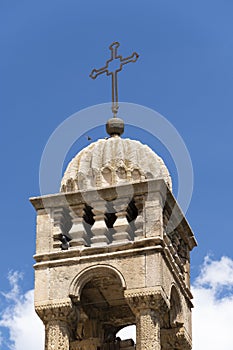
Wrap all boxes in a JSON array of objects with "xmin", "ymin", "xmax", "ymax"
[
  {"xmin": 120, "ymin": 52, "xmax": 139, "ymax": 66},
  {"xmin": 90, "ymin": 66, "xmax": 108, "ymax": 79}
]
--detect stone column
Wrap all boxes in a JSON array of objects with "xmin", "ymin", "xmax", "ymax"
[
  {"xmin": 91, "ymin": 200, "xmax": 109, "ymax": 246},
  {"xmin": 136, "ymin": 309, "xmax": 161, "ymax": 350},
  {"xmin": 45, "ymin": 319, "xmax": 70, "ymax": 350},
  {"xmin": 112, "ymin": 197, "xmax": 131, "ymax": 243},
  {"xmin": 53, "ymin": 207, "xmax": 72, "ymax": 250},
  {"xmin": 69, "ymin": 203, "xmax": 89, "ymax": 247},
  {"xmin": 133, "ymin": 194, "xmax": 145, "ymax": 240},
  {"xmin": 125, "ymin": 288, "xmax": 169, "ymax": 350},
  {"xmin": 35, "ymin": 300, "xmax": 78, "ymax": 350}
]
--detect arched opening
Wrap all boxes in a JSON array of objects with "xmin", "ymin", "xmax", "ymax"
[
  {"xmin": 169, "ymin": 285, "xmax": 183, "ymax": 328},
  {"xmin": 69, "ymin": 265, "xmax": 136, "ymax": 349},
  {"xmin": 116, "ymin": 324, "xmax": 136, "ymax": 343}
]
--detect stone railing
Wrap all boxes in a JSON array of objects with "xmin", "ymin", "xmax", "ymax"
[
  {"xmin": 30, "ymin": 179, "xmax": 196, "ymax": 259},
  {"xmin": 50, "ymin": 180, "xmax": 168, "ymax": 250},
  {"xmin": 52, "ymin": 194, "xmax": 145, "ymax": 250}
]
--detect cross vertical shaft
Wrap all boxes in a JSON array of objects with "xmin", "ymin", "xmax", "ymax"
[{"xmin": 90, "ymin": 41, "xmax": 139, "ymax": 117}]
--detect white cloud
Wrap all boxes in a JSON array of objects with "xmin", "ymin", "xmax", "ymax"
[
  {"xmin": 194, "ymin": 255, "xmax": 233, "ymax": 290},
  {"xmin": 1, "ymin": 257, "xmax": 233, "ymax": 350},
  {"xmin": 0, "ymin": 271, "xmax": 44, "ymax": 350},
  {"xmin": 192, "ymin": 256, "xmax": 233, "ymax": 350},
  {"xmin": 1, "ymin": 271, "xmax": 24, "ymax": 303}
]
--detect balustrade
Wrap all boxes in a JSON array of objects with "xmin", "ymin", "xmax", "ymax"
[
  {"xmin": 51, "ymin": 192, "xmax": 151, "ymax": 249},
  {"xmin": 69, "ymin": 204, "xmax": 89, "ymax": 247}
]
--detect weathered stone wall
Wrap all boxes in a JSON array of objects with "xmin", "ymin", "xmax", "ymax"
[{"xmin": 31, "ymin": 179, "xmax": 196, "ymax": 350}]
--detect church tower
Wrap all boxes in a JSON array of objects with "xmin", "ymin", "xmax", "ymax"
[{"xmin": 30, "ymin": 42, "xmax": 197, "ymax": 350}]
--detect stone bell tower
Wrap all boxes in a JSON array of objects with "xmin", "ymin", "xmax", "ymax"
[
  {"xmin": 31, "ymin": 116, "xmax": 197, "ymax": 350},
  {"xmin": 30, "ymin": 42, "xmax": 197, "ymax": 350}
]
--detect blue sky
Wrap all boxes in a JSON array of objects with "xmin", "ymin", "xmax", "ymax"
[{"xmin": 1, "ymin": 1, "xmax": 233, "ymax": 349}]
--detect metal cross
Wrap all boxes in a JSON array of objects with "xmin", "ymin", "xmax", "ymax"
[{"xmin": 90, "ymin": 42, "xmax": 139, "ymax": 117}]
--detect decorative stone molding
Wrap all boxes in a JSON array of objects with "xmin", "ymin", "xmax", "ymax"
[
  {"xmin": 35, "ymin": 299, "xmax": 78, "ymax": 330},
  {"xmin": 124, "ymin": 287, "xmax": 169, "ymax": 315},
  {"xmin": 36, "ymin": 299, "xmax": 79, "ymax": 349},
  {"xmin": 35, "ymin": 299, "xmax": 72, "ymax": 315}
]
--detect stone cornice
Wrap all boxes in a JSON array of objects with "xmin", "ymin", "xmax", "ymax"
[
  {"xmin": 30, "ymin": 179, "xmax": 166, "ymax": 209},
  {"xmin": 34, "ymin": 237, "xmax": 164, "ymax": 263},
  {"xmin": 35, "ymin": 298, "xmax": 72, "ymax": 311}
]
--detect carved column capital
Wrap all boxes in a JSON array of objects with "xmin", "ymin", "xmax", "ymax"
[
  {"xmin": 36, "ymin": 299, "xmax": 79, "ymax": 349},
  {"xmin": 35, "ymin": 298, "xmax": 79, "ymax": 327},
  {"xmin": 124, "ymin": 287, "xmax": 169, "ymax": 316},
  {"xmin": 125, "ymin": 288, "xmax": 168, "ymax": 350}
]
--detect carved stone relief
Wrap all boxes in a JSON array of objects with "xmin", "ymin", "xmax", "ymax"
[
  {"xmin": 45, "ymin": 320, "xmax": 70, "ymax": 350},
  {"xmin": 35, "ymin": 300, "xmax": 79, "ymax": 350},
  {"xmin": 136, "ymin": 309, "xmax": 161, "ymax": 350}
]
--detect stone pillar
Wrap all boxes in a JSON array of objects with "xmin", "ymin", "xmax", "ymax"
[
  {"xmin": 35, "ymin": 300, "xmax": 78, "ymax": 350},
  {"xmin": 69, "ymin": 204, "xmax": 89, "ymax": 247},
  {"xmin": 112, "ymin": 197, "xmax": 131, "ymax": 243},
  {"xmin": 53, "ymin": 207, "xmax": 72, "ymax": 250},
  {"xmin": 45, "ymin": 319, "xmax": 70, "ymax": 350},
  {"xmin": 125, "ymin": 288, "xmax": 169, "ymax": 350},
  {"xmin": 91, "ymin": 200, "xmax": 109, "ymax": 246},
  {"xmin": 136, "ymin": 309, "xmax": 161, "ymax": 350},
  {"xmin": 133, "ymin": 194, "xmax": 145, "ymax": 240}
]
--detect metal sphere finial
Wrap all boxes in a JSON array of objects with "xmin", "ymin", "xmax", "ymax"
[{"xmin": 106, "ymin": 117, "xmax": 124, "ymax": 136}]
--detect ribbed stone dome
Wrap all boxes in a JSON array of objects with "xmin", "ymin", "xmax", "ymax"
[{"xmin": 60, "ymin": 136, "xmax": 172, "ymax": 192}]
